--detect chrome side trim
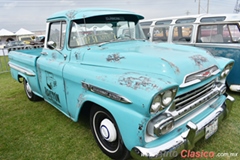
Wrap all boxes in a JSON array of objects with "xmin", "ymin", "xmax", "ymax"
[
  {"xmin": 8, "ymin": 62, "xmax": 36, "ymax": 76},
  {"xmin": 81, "ymin": 81, "xmax": 132, "ymax": 104}
]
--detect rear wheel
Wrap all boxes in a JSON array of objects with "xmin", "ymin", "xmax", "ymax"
[
  {"xmin": 90, "ymin": 105, "xmax": 130, "ymax": 160},
  {"xmin": 23, "ymin": 79, "xmax": 41, "ymax": 101}
]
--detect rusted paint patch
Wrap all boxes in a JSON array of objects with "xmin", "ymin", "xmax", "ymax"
[
  {"xmin": 96, "ymin": 75, "xmax": 107, "ymax": 81},
  {"xmin": 138, "ymin": 124, "xmax": 143, "ymax": 130},
  {"xmin": 157, "ymin": 78, "xmax": 172, "ymax": 86},
  {"xmin": 161, "ymin": 58, "xmax": 180, "ymax": 74},
  {"xmin": 66, "ymin": 10, "xmax": 78, "ymax": 19},
  {"xmin": 119, "ymin": 73, "xmax": 158, "ymax": 90},
  {"xmin": 77, "ymin": 93, "xmax": 85, "ymax": 108},
  {"xmin": 52, "ymin": 52, "xmax": 57, "ymax": 59},
  {"xmin": 137, "ymin": 119, "xmax": 148, "ymax": 144},
  {"xmin": 74, "ymin": 51, "xmax": 82, "ymax": 60},
  {"xmin": 190, "ymin": 55, "xmax": 208, "ymax": 68},
  {"xmin": 59, "ymin": 62, "xmax": 64, "ymax": 65},
  {"xmin": 106, "ymin": 53, "xmax": 125, "ymax": 62}
]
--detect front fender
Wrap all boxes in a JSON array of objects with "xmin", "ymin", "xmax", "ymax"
[{"xmin": 79, "ymin": 92, "xmax": 148, "ymax": 151}]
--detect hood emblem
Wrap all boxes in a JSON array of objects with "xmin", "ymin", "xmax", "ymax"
[{"xmin": 201, "ymin": 71, "xmax": 211, "ymax": 78}]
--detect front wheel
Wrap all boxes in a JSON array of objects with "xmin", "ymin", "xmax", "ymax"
[
  {"xmin": 90, "ymin": 105, "xmax": 130, "ymax": 160},
  {"xmin": 23, "ymin": 79, "xmax": 41, "ymax": 101}
]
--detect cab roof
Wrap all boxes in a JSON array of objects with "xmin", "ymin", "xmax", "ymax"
[{"xmin": 47, "ymin": 8, "xmax": 144, "ymax": 21}]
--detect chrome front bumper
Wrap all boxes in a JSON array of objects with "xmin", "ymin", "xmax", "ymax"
[{"xmin": 131, "ymin": 94, "xmax": 234, "ymax": 160}]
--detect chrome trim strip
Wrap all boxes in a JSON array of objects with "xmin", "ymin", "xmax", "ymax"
[
  {"xmin": 8, "ymin": 62, "xmax": 36, "ymax": 76},
  {"xmin": 81, "ymin": 81, "xmax": 132, "ymax": 104}
]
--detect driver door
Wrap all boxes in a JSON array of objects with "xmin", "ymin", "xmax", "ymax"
[{"xmin": 37, "ymin": 21, "xmax": 69, "ymax": 114}]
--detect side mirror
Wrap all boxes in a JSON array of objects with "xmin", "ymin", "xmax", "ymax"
[
  {"xmin": 46, "ymin": 41, "xmax": 67, "ymax": 60},
  {"xmin": 47, "ymin": 41, "xmax": 57, "ymax": 50}
]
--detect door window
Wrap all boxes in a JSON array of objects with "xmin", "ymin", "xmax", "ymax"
[{"xmin": 48, "ymin": 21, "xmax": 66, "ymax": 49}]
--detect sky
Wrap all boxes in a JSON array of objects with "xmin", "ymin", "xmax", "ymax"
[{"xmin": 0, "ymin": 0, "xmax": 238, "ymax": 32}]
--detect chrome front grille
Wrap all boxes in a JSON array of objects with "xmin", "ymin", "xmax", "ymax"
[
  {"xmin": 175, "ymin": 80, "xmax": 216, "ymax": 111},
  {"xmin": 169, "ymin": 80, "xmax": 221, "ymax": 120}
]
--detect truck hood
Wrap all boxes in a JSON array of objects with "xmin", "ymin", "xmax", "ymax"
[{"xmin": 77, "ymin": 40, "xmax": 218, "ymax": 85}]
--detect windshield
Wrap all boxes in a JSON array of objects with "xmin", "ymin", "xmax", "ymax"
[{"xmin": 69, "ymin": 15, "xmax": 145, "ymax": 47}]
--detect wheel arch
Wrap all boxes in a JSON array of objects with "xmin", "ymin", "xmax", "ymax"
[
  {"xmin": 17, "ymin": 73, "xmax": 27, "ymax": 83},
  {"xmin": 77, "ymin": 98, "xmax": 147, "ymax": 151}
]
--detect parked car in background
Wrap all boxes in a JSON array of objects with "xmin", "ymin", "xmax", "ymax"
[
  {"xmin": 0, "ymin": 42, "xmax": 6, "ymax": 49},
  {"xmin": 140, "ymin": 14, "xmax": 240, "ymax": 92},
  {"xmin": 18, "ymin": 36, "xmax": 33, "ymax": 45},
  {"xmin": 30, "ymin": 35, "xmax": 45, "ymax": 45},
  {"xmin": 6, "ymin": 41, "xmax": 25, "ymax": 48}
]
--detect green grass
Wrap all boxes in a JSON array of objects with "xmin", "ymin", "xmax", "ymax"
[
  {"xmin": 0, "ymin": 72, "xmax": 110, "ymax": 160},
  {"xmin": 0, "ymin": 56, "xmax": 10, "ymax": 74},
  {"xmin": 0, "ymin": 72, "xmax": 240, "ymax": 160}
]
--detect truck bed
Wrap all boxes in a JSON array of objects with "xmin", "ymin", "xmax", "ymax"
[
  {"xmin": 8, "ymin": 48, "xmax": 42, "ymax": 71},
  {"xmin": 8, "ymin": 47, "xmax": 43, "ymax": 97}
]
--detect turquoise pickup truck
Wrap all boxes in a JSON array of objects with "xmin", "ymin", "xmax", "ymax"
[{"xmin": 8, "ymin": 8, "xmax": 234, "ymax": 160}]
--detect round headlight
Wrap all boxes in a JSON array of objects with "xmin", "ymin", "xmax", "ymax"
[
  {"xmin": 162, "ymin": 90, "xmax": 173, "ymax": 106},
  {"xmin": 150, "ymin": 88, "xmax": 177, "ymax": 114},
  {"xmin": 151, "ymin": 95, "xmax": 162, "ymax": 113}
]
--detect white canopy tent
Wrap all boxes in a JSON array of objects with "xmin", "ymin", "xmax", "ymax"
[
  {"xmin": 0, "ymin": 29, "xmax": 15, "ymax": 36},
  {"xmin": 15, "ymin": 28, "xmax": 34, "ymax": 36},
  {"xmin": 100, "ymin": 25, "xmax": 112, "ymax": 31},
  {"xmin": 0, "ymin": 29, "xmax": 16, "ymax": 42}
]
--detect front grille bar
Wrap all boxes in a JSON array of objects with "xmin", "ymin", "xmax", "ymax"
[{"xmin": 175, "ymin": 80, "xmax": 215, "ymax": 110}]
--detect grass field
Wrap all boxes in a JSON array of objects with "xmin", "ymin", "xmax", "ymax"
[
  {"xmin": 0, "ymin": 71, "xmax": 240, "ymax": 160},
  {"xmin": 0, "ymin": 55, "xmax": 9, "ymax": 74}
]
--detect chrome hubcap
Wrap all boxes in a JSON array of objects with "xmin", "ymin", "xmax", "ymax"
[
  {"xmin": 100, "ymin": 118, "xmax": 117, "ymax": 142},
  {"xmin": 26, "ymin": 82, "xmax": 32, "ymax": 93}
]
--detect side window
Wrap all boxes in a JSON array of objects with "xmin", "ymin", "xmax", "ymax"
[
  {"xmin": 197, "ymin": 24, "xmax": 225, "ymax": 43},
  {"xmin": 172, "ymin": 25, "xmax": 193, "ymax": 43},
  {"xmin": 152, "ymin": 26, "xmax": 169, "ymax": 42},
  {"xmin": 226, "ymin": 24, "xmax": 240, "ymax": 42},
  {"xmin": 142, "ymin": 27, "xmax": 150, "ymax": 38},
  {"xmin": 48, "ymin": 21, "xmax": 66, "ymax": 49}
]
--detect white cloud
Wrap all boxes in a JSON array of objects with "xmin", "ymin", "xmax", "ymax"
[{"xmin": 3, "ymin": 1, "xmax": 18, "ymax": 10}]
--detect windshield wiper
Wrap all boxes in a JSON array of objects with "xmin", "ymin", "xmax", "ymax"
[{"xmin": 98, "ymin": 39, "xmax": 117, "ymax": 47}]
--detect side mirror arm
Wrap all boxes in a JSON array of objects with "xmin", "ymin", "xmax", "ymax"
[{"xmin": 47, "ymin": 41, "xmax": 67, "ymax": 60}]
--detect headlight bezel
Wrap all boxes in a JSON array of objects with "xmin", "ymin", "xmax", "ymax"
[
  {"xmin": 219, "ymin": 62, "xmax": 234, "ymax": 80},
  {"xmin": 150, "ymin": 87, "xmax": 178, "ymax": 114}
]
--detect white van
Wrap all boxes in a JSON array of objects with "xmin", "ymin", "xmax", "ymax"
[{"xmin": 140, "ymin": 14, "xmax": 240, "ymax": 92}]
